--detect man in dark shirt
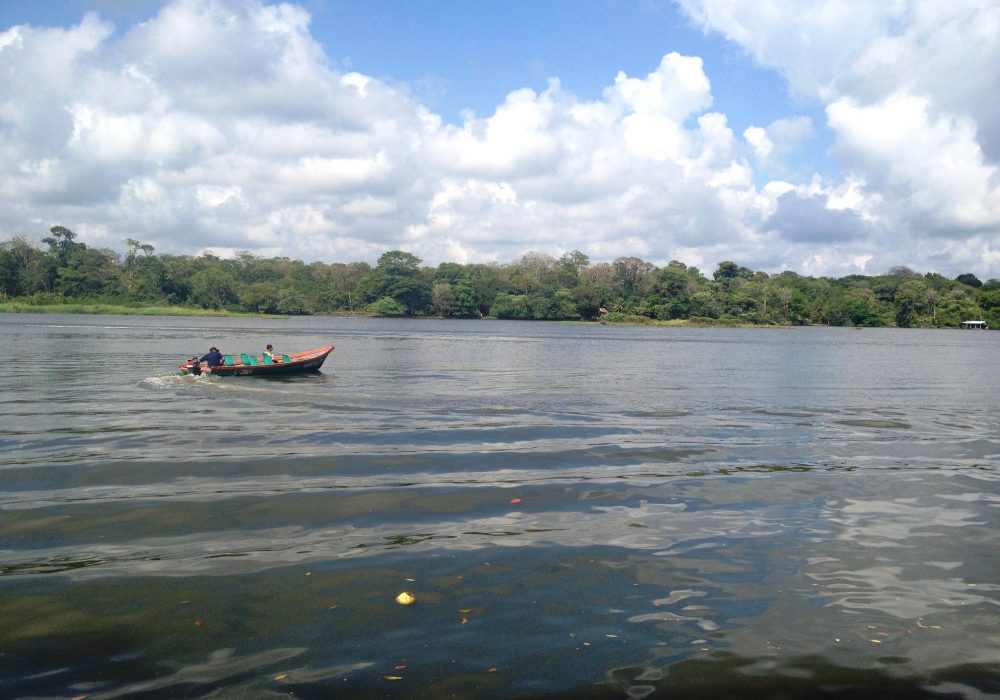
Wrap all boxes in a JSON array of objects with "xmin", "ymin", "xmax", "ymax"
[{"xmin": 199, "ymin": 347, "xmax": 224, "ymax": 367}]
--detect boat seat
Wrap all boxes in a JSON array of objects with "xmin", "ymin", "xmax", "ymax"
[
  {"xmin": 263, "ymin": 355, "xmax": 274, "ymax": 365},
  {"xmin": 283, "ymin": 354, "xmax": 291, "ymax": 363},
  {"xmin": 240, "ymin": 353, "xmax": 251, "ymax": 365},
  {"xmin": 248, "ymin": 355, "xmax": 259, "ymax": 366},
  {"xmin": 224, "ymin": 355, "xmax": 234, "ymax": 366}
]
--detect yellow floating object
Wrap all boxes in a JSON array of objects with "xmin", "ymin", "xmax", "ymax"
[{"xmin": 396, "ymin": 591, "xmax": 415, "ymax": 605}]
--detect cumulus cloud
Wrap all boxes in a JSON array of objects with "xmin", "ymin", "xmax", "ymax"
[
  {"xmin": 0, "ymin": 3, "xmax": 760, "ymax": 269},
  {"xmin": 827, "ymin": 93, "xmax": 1000, "ymax": 233},
  {"xmin": 745, "ymin": 117, "xmax": 814, "ymax": 165},
  {"xmin": 0, "ymin": 0, "xmax": 999, "ymax": 278},
  {"xmin": 678, "ymin": 0, "xmax": 1000, "ymax": 274},
  {"xmin": 765, "ymin": 191, "xmax": 873, "ymax": 244}
]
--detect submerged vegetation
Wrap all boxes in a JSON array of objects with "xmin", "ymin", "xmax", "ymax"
[{"xmin": 2, "ymin": 226, "xmax": 998, "ymax": 328}]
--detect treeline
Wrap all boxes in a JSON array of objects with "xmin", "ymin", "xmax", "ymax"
[{"xmin": 2, "ymin": 226, "xmax": 999, "ymax": 328}]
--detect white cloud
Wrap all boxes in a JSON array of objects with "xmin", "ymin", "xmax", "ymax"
[
  {"xmin": 611, "ymin": 52, "xmax": 713, "ymax": 121},
  {"xmin": 0, "ymin": 0, "xmax": 998, "ymax": 278},
  {"xmin": 745, "ymin": 117, "xmax": 813, "ymax": 165},
  {"xmin": 677, "ymin": 0, "xmax": 1000, "ymax": 274},
  {"xmin": 827, "ymin": 93, "xmax": 1000, "ymax": 231},
  {"xmin": 744, "ymin": 126, "xmax": 773, "ymax": 160}
]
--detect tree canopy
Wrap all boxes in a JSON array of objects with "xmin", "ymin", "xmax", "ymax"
[{"xmin": 1, "ymin": 226, "xmax": 997, "ymax": 329}]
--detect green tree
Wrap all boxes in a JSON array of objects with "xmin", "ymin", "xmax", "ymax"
[
  {"xmin": 956, "ymin": 273, "xmax": 982, "ymax": 288},
  {"xmin": 56, "ymin": 247, "xmax": 118, "ymax": 297},
  {"xmin": 894, "ymin": 280, "xmax": 928, "ymax": 327},
  {"xmin": 432, "ymin": 281, "xmax": 480, "ymax": 317},
  {"xmin": 490, "ymin": 292, "xmax": 532, "ymax": 319},
  {"xmin": 122, "ymin": 238, "xmax": 155, "ymax": 297},
  {"xmin": 713, "ymin": 261, "xmax": 740, "ymax": 281},
  {"xmin": 976, "ymin": 287, "xmax": 1000, "ymax": 328},
  {"xmin": 937, "ymin": 288, "xmax": 982, "ymax": 327},
  {"xmin": 554, "ymin": 250, "xmax": 589, "ymax": 288},
  {"xmin": 240, "ymin": 282, "xmax": 282, "ymax": 314},
  {"xmin": 612, "ymin": 256, "xmax": 654, "ymax": 298},
  {"xmin": 464, "ymin": 263, "xmax": 508, "ymax": 316},
  {"xmin": 572, "ymin": 284, "xmax": 603, "ymax": 319},
  {"xmin": 276, "ymin": 289, "xmax": 307, "ymax": 315},
  {"xmin": 364, "ymin": 250, "xmax": 431, "ymax": 315},
  {"xmin": 42, "ymin": 226, "xmax": 84, "ymax": 267},
  {"xmin": 434, "ymin": 262, "xmax": 467, "ymax": 285},
  {"xmin": 432, "ymin": 282, "xmax": 455, "ymax": 316},
  {"xmin": 190, "ymin": 269, "xmax": 237, "ymax": 309},
  {"xmin": 0, "ymin": 236, "xmax": 46, "ymax": 298},
  {"xmin": 367, "ymin": 296, "xmax": 406, "ymax": 316}
]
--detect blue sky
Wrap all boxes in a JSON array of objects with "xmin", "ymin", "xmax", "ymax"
[
  {"xmin": 1, "ymin": 0, "xmax": 998, "ymax": 277},
  {"xmin": 304, "ymin": 0, "xmax": 834, "ymax": 181},
  {"xmin": 311, "ymin": 2, "xmax": 784, "ymax": 120}
]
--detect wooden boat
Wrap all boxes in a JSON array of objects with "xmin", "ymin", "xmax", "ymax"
[{"xmin": 180, "ymin": 345, "xmax": 334, "ymax": 377}]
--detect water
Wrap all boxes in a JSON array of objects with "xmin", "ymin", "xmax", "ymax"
[{"xmin": 1, "ymin": 314, "xmax": 999, "ymax": 698}]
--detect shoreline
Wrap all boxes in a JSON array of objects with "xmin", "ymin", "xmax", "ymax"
[
  {"xmin": 0, "ymin": 303, "xmax": 983, "ymax": 330},
  {"xmin": 0, "ymin": 302, "xmax": 284, "ymax": 318}
]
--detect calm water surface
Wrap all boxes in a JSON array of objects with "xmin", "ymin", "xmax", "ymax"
[{"xmin": 1, "ymin": 314, "xmax": 999, "ymax": 698}]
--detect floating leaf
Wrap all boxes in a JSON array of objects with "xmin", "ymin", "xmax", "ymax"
[
  {"xmin": 384, "ymin": 675, "xmax": 403, "ymax": 681},
  {"xmin": 510, "ymin": 498, "xmax": 522, "ymax": 504},
  {"xmin": 396, "ymin": 592, "xmax": 415, "ymax": 605},
  {"xmin": 274, "ymin": 673, "xmax": 287, "ymax": 681}
]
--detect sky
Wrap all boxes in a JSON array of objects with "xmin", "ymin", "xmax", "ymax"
[{"xmin": 1, "ymin": 0, "xmax": 999, "ymax": 278}]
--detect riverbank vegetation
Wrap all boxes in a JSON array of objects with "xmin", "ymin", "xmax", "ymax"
[
  {"xmin": 2, "ymin": 226, "xmax": 998, "ymax": 328},
  {"xmin": 0, "ymin": 301, "xmax": 261, "ymax": 317}
]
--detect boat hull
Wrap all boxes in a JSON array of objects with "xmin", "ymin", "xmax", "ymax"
[{"xmin": 180, "ymin": 346, "xmax": 334, "ymax": 377}]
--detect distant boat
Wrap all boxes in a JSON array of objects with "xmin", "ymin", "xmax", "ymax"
[
  {"xmin": 180, "ymin": 345, "xmax": 334, "ymax": 376},
  {"xmin": 960, "ymin": 320, "xmax": 988, "ymax": 330}
]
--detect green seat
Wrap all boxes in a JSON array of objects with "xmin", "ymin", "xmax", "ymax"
[
  {"xmin": 263, "ymin": 355, "xmax": 274, "ymax": 365},
  {"xmin": 282, "ymin": 354, "xmax": 291, "ymax": 363},
  {"xmin": 248, "ymin": 355, "xmax": 259, "ymax": 366},
  {"xmin": 240, "ymin": 353, "xmax": 251, "ymax": 365},
  {"xmin": 224, "ymin": 355, "xmax": 234, "ymax": 366}
]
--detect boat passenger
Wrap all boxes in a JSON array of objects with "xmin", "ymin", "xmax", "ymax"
[
  {"xmin": 264, "ymin": 344, "xmax": 279, "ymax": 362},
  {"xmin": 200, "ymin": 347, "xmax": 224, "ymax": 367}
]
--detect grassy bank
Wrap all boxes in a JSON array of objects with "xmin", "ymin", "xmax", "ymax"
[
  {"xmin": 596, "ymin": 314, "xmax": 786, "ymax": 328},
  {"xmin": 0, "ymin": 302, "xmax": 280, "ymax": 317}
]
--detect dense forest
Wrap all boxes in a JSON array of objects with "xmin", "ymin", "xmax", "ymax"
[{"xmin": 2, "ymin": 226, "xmax": 998, "ymax": 328}]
